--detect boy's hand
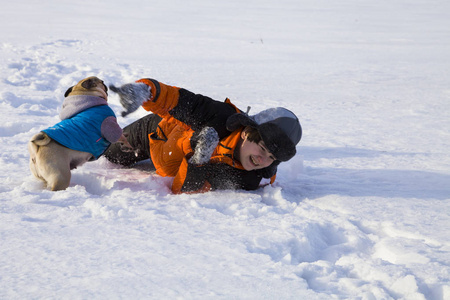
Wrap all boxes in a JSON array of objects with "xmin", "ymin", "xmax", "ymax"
[
  {"xmin": 189, "ymin": 127, "xmax": 219, "ymax": 165},
  {"xmin": 109, "ymin": 83, "xmax": 151, "ymax": 117}
]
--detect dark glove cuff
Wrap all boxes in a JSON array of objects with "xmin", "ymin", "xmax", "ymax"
[{"xmin": 181, "ymin": 163, "xmax": 211, "ymax": 192}]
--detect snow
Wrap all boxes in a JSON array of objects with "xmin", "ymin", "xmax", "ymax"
[{"xmin": 1, "ymin": 0, "xmax": 449, "ymax": 299}]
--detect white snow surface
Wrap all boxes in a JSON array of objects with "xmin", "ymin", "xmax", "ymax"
[{"xmin": 1, "ymin": 0, "xmax": 450, "ymax": 299}]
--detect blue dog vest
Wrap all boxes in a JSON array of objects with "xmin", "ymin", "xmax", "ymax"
[{"xmin": 42, "ymin": 105, "xmax": 115, "ymax": 159}]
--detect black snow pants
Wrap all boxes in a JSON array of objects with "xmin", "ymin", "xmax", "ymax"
[{"xmin": 103, "ymin": 114, "xmax": 162, "ymax": 167}]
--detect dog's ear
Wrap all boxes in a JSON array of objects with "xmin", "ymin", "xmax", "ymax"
[
  {"xmin": 64, "ymin": 86, "xmax": 74, "ymax": 97},
  {"xmin": 81, "ymin": 78, "xmax": 97, "ymax": 90}
]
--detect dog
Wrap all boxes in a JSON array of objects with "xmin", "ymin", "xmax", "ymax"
[{"xmin": 28, "ymin": 76, "xmax": 132, "ymax": 191}]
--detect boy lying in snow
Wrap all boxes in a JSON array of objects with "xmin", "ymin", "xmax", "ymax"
[{"xmin": 104, "ymin": 78, "xmax": 302, "ymax": 194}]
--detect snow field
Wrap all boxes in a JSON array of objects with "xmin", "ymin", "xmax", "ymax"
[{"xmin": 1, "ymin": 0, "xmax": 450, "ymax": 299}]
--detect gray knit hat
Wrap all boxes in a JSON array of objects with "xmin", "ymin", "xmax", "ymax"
[{"xmin": 226, "ymin": 107, "xmax": 302, "ymax": 161}]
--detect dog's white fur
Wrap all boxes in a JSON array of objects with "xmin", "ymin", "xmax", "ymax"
[{"xmin": 28, "ymin": 76, "xmax": 112, "ymax": 191}]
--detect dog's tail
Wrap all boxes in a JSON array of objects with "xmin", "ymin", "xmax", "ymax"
[
  {"xmin": 28, "ymin": 132, "xmax": 52, "ymax": 181},
  {"xmin": 30, "ymin": 132, "xmax": 52, "ymax": 147},
  {"xmin": 29, "ymin": 132, "xmax": 52, "ymax": 158}
]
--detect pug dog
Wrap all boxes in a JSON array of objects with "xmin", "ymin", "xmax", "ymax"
[{"xmin": 28, "ymin": 76, "xmax": 133, "ymax": 191}]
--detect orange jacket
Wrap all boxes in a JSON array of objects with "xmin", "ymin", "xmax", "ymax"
[{"xmin": 137, "ymin": 78, "xmax": 277, "ymax": 193}]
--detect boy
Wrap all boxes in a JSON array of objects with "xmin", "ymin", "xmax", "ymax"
[{"xmin": 104, "ymin": 78, "xmax": 302, "ymax": 194}]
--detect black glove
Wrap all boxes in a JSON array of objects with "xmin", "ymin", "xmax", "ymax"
[
  {"xmin": 189, "ymin": 127, "xmax": 219, "ymax": 165},
  {"xmin": 260, "ymin": 160, "xmax": 280, "ymax": 178},
  {"xmin": 109, "ymin": 83, "xmax": 151, "ymax": 117}
]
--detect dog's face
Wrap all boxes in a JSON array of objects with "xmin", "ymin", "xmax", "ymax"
[{"xmin": 64, "ymin": 76, "xmax": 108, "ymax": 100}]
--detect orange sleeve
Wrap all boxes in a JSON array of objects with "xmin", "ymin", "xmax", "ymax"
[
  {"xmin": 137, "ymin": 78, "xmax": 190, "ymax": 131},
  {"xmin": 137, "ymin": 78, "xmax": 179, "ymax": 116}
]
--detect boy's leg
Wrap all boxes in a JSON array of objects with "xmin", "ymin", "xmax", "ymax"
[{"xmin": 104, "ymin": 114, "xmax": 162, "ymax": 166}]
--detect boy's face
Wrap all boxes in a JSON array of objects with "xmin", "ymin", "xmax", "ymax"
[{"xmin": 238, "ymin": 130, "xmax": 276, "ymax": 171}]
